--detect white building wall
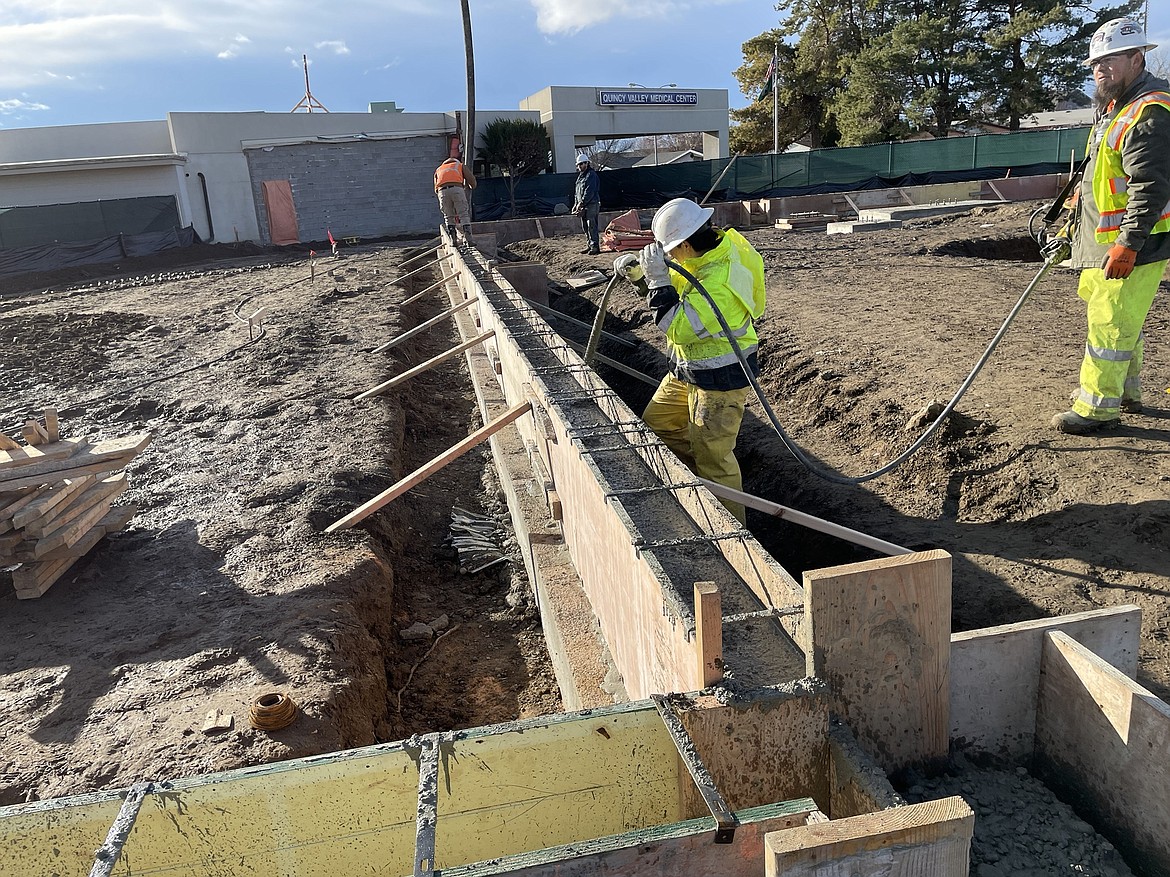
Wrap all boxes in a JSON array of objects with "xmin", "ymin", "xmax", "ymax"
[
  {"xmin": 0, "ymin": 121, "xmax": 173, "ymax": 163},
  {"xmin": 0, "ymin": 166, "xmax": 180, "ymax": 207},
  {"xmin": 520, "ymin": 86, "xmax": 729, "ymax": 173}
]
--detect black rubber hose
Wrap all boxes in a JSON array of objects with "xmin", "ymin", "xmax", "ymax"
[{"xmin": 664, "ymin": 243, "xmax": 1068, "ymax": 485}]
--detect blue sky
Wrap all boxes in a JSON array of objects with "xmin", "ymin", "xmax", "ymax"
[{"xmin": 1, "ymin": 1, "xmax": 1167, "ymax": 131}]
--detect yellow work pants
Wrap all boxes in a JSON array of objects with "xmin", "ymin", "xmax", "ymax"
[
  {"xmin": 1072, "ymin": 261, "xmax": 1167, "ymax": 420},
  {"xmin": 642, "ymin": 373, "xmax": 749, "ymax": 523}
]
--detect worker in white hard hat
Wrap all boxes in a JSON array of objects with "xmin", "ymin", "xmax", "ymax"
[
  {"xmin": 571, "ymin": 154, "xmax": 602, "ymax": 255},
  {"xmin": 1051, "ymin": 17, "xmax": 1170, "ymax": 434},
  {"xmin": 614, "ymin": 197, "xmax": 766, "ymax": 523}
]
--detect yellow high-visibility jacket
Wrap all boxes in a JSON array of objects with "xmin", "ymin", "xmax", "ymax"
[{"xmin": 653, "ymin": 228, "xmax": 765, "ymax": 390}]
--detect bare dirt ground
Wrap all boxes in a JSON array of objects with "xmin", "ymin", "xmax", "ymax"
[
  {"xmin": 1, "ymin": 197, "xmax": 1167, "ymax": 836},
  {"xmin": 512, "ymin": 200, "xmax": 1170, "ymax": 703},
  {"xmin": 1, "ymin": 242, "xmax": 560, "ymax": 805}
]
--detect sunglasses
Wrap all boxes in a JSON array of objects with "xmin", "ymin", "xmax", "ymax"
[{"xmin": 1090, "ymin": 50, "xmax": 1139, "ymax": 69}]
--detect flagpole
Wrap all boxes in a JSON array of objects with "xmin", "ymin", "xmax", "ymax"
[{"xmin": 772, "ymin": 44, "xmax": 779, "ymax": 154}]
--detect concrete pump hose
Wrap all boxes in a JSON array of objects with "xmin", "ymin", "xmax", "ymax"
[{"xmin": 664, "ymin": 248, "xmax": 1066, "ymax": 485}]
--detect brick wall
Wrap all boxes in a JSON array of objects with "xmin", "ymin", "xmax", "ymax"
[{"xmin": 246, "ymin": 135, "xmax": 447, "ymax": 244}]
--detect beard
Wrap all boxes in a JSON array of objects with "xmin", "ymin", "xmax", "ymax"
[{"xmin": 1095, "ymin": 77, "xmax": 1129, "ymax": 105}]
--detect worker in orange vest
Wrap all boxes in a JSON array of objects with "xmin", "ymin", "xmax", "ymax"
[{"xmin": 434, "ymin": 156, "xmax": 477, "ymax": 239}]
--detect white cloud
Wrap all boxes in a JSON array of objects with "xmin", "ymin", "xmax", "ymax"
[
  {"xmin": 0, "ymin": 97, "xmax": 50, "ymax": 114},
  {"xmin": 217, "ymin": 33, "xmax": 251, "ymax": 60},
  {"xmin": 315, "ymin": 40, "xmax": 350, "ymax": 55},
  {"xmin": 0, "ymin": 2, "xmax": 433, "ymax": 90},
  {"xmin": 527, "ymin": 0, "xmax": 669, "ymax": 34}
]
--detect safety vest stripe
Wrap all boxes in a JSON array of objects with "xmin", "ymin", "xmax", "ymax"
[
  {"xmin": 683, "ymin": 345, "xmax": 758, "ymax": 372},
  {"xmin": 1124, "ymin": 376, "xmax": 1142, "ymax": 392},
  {"xmin": 1104, "ymin": 92, "xmax": 1170, "ymax": 150},
  {"xmin": 1108, "ymin": 176, "xmax": 1128, "ymax": 195},
  {"xmin": 1077, "ymin": 389, "xmax": 1122, "ymax": 410},
  {"xmin": 1085, "ymin": 342, "xmax": 1133, "ymax": 362},
  {"xmin": 682, "ymin": 301, "xmax": 709, "ymax": 338},
  {"xmin": 657, "ymin": 304, "xmax": 680, "ymax": 333}
]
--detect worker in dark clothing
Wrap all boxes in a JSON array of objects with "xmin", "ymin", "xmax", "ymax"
[
  {"xmin": 571, "ymin": 154, "xmax": 601, "ymax": 255},
  {"xmin": 1051, "ymin": 18, "xmax": 1170, "ymax": 434}
]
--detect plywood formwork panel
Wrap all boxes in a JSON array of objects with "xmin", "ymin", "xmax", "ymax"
[
  {"xmin": 827, "ymin": 719, "xmax": 905, "ymax": 819},
  {"xmin": 1035, "ymin": 631, "xmax": 1170, "ymax": 877},
  {"xmin": 676, "ymin": 684, "xmax": 832, "ymax": 814},
  {"xmin": 435, "ymin": 706, "xmax": 683, "ymax": 868},
  {"xmin": 0, "ymin": 743, "xmax": 421, "ymax": 877},
  {"xmin": 804, "ymin": 550, "xmax": 951, "ymax": 773},
  {"xmin": 443, "ymin": 800, "xmax": 821, "ymax": 877},
  {"xmin": 764, "ymin": 796, "xmax": 974, "ymax": 877},
  {"xmin": 950, "ymin": 605, "xmax": 1141, "ymax": 763},
  {"xmin": 448, "ymin": 244, "xmax": 806, "ymax": 697}
]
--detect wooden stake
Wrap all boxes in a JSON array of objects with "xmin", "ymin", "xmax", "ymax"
[
  {"xmin": 326, "ymin": 401, "xmax": 532, "ymax": 532},
  {"xmin": 695, "ymin": 581, "xmax": 723, "ymax": 687},
  {"xmin": 372, "ymin": 296, "xmax": 477, "ymax": 353},
  {"xmin": 401, "ymin": 272, "xmax": 458, "ymax": 307},
  {"xmin": 0, "ymin": 434, "xmax": 20, "ymax": 451},
  {"xmin": 44, "ymin": 408, "xmax": 59, "ymax": 443},
  {"xmin": 356, "ymin": 330, "xmax": 494, "ymax": 399},
  {"xmin": 22, "ymin": 420, "xmax": 50, "ymax": 446}
]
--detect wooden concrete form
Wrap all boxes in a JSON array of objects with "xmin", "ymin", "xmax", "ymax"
[
  {"xmin": 448, "ymin": 266, "xmax": 616, "ymax": 709},
  {"xmin": 804, "ymin": 551, "xmax": 951, "ymax": 773},
  {"xmin": 0, "ymin": 696, "xmax": 834, "ymax": 877},
  {"xmin": 857, "ymin": 200, "xmax": 1005, "ymax": 222},
  {"xmin": 496, "ymin": 262, "xmax": 549, "ymax": 307},
  {"xmin": 950, "ymin": 605, "xmax": 1141, "ymax": 763},
  {"xmin": 827, "ymin": 719, "xmax": 905, "ymax": 819},
  {"xmin": 764, "ymin": 797, "xmax": 974, "ymax": 877},
  {"xmin": 825, "ymin": 219, "xmax": 904, "ymax": 234},
  {"xmin": 444, "ymin": 242, "xmax": 806, "ymax": 699},
  {"xmin": 1035, "ymin": 631, "xmax": 1170, "ymax": 877},
  {"xmin": 469, "ymin": 211, "xmax": 634, "ymax": 248},
  {"xmin": 677, "ymin": 683, "xmax": 831, "ymax": 814},
  {"xmin": 444, "ymin": 801, "xmax": 821, "ymax": 877}
]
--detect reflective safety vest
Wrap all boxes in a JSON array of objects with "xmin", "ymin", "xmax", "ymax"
[
  {"xmin": 661, "ymin": 228, "xmax": 766, "ymax": 375},
  {"xmin": 434, "ymin": 160, "xmax": 465, "ymax": 191},
  {"xmin": 1091, "ymin": 90, "xmax": 1170, "ymax": 242}
]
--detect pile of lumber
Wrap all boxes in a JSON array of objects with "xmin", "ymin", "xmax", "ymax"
[
  {"xmin": 601, "ymin": 209, "xmax": 655, "ymax": 252},
  {"xmin": 0, "ymin": 409, "xmax": 150, "ymax": 600}
]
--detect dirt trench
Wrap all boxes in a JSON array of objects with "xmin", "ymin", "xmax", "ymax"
[{"xmin": 0, "ymin": 243, "xmax": 559, "ymax": 804}]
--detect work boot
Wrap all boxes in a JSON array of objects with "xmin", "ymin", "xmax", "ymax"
[
  {"xmin": 579, "ymin": 245, "xmax": 593, "ymax": 254},
  {"xmin": 1050, "ymin": 410, "xmax": 1120, "ymax": 435},
  {"xmin": 586, "ymin": 246, "xmax": 601, "ymax": 255},
  {"xmin": 1069, "ymin": 388, "xmax": 1142, "ymax": 414}
]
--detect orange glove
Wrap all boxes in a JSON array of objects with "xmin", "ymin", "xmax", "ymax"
[{"xmin": 1101, "ymin": 244, "xmax": 1137, "ymax": 279}]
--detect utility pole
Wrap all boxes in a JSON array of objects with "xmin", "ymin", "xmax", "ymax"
[{"xmin": 460, "ymin": 0, "xmax": 476, "ymax": 221}]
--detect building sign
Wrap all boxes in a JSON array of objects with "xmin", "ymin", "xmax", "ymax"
[{"xmin": 597, "ymin": 90, "xmax": 699, "ymax": 106}]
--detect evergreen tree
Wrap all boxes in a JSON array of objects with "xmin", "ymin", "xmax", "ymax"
[
  {"xmin": 967, "ymin": 0, "xmax": 1141, "ymax": 128},
  {"xmin": 477, "ymin": 119, "xmax": 551, "ymax": 219},
  {"xmin": 730, "ymin": 30, "xmax": 839, "ymax": 154}
]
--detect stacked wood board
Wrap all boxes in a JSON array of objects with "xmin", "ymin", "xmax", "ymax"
[{"xmin": 0, "ymin": 415, "xmax": 149, "ymax": 600}]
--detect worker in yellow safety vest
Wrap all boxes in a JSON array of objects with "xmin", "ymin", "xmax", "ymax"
[
  {"xmin": 1052, "ymin": 18, "xmax": 1170, "ymax": 434},
  {"xmin": 434, "ymin": 156, "xmax": 477, "ymax": 239},
  {"xmin": 615, "ymin": 198, "xmax": 766, "ymax": 523}
]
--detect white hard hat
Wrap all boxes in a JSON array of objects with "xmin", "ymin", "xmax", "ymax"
[
  {"xmin": 651, "ymin": 198, "xmax": 715, "ymax": 252},
  {"xmin": 575, "ymin": 153, "xmax": 590, "ymax": 165},
  {"xmin": 1085, "ymin": 18, "xmax": 1157, "ymax": 66}
]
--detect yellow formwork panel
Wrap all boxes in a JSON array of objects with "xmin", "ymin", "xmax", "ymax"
[
  {"xmin": 1, "ymin": 793, "xmax": 124, "ymax": 875},
  {"xmin": 0, "ymin": 744, "xmax": 420, "ymax": 877},
  {"xmin": 434, "ymin": 706, "xmax": 683, "ymax": 869}
]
